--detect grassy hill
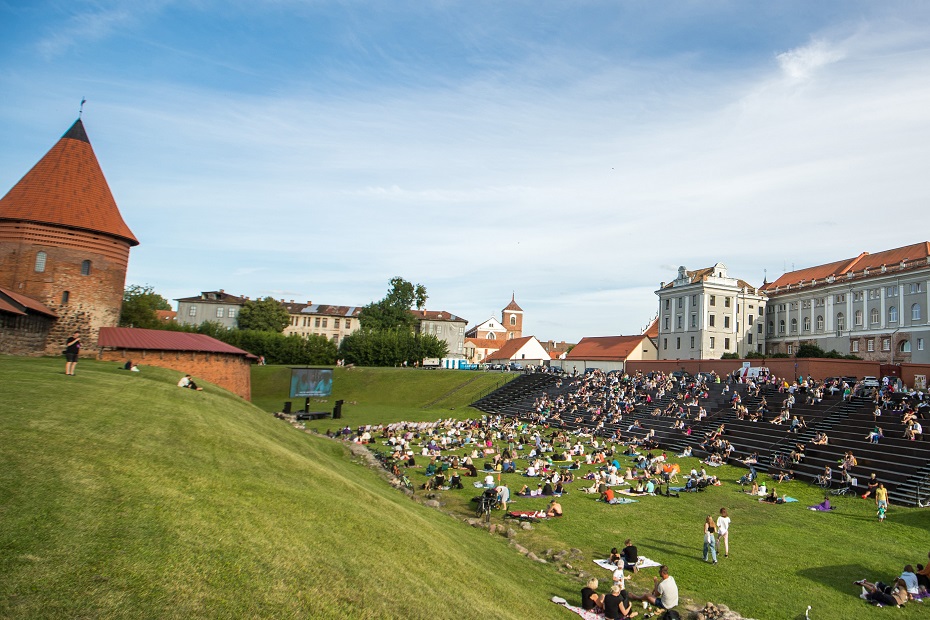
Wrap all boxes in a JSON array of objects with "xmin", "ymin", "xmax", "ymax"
[
  {"xmin": 0, "ymin": 357, "xmax": 563, "ymax": 619},
  {"xmin": 4, "ymin": 357, "xmax": 930, "ymax": 619},
  {"xmin": 251, "ymin": 365, "xmax": 515, "ymax": 431}
]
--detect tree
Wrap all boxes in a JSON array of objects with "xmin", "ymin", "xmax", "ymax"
[
  {"xmin": 237, "ymin": 297, "xmax": 290, "ymax": 333},
  {"xmin": 120, "ymin": 284, "xmax": 172, "ymax": 329},
  {"xmin": 339, "ymin": 329, "xmax": 447, "ymax": 367},
  {"xmin": 359, "ymin": 277, "xmax": 428, "ymax": 331}
]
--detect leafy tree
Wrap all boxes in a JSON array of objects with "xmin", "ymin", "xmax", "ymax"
[
  {"xmin": 237, "ymin": 297, "xmax": 290, "ymax": 333},
  {"xmin": 359, "ymin": 277, "xmax": 428, "ymax": 331},
  {"xmin": 720, "ymin": 352, "xmax": 741, "ymax": 359},
  {"xmin": 120, "ymin": 284, "xmax": 172, "ymax": 329},
  {"xmin": 339, "ymin": 329, "xmax": 446, "ymax": 367}
]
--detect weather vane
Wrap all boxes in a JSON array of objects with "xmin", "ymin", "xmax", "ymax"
[{"xmin": 79, "ymin": 97, "xmax": 86, "ymax": 118}]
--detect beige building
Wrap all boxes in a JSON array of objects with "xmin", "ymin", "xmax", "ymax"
[
  {"xmin": 412, "ymin": 310, "xmax": 468, "ymax": 359},
  {"xmin": 761, "ymin": 241, "xmax": 930, "ymax": 364},
  {"xmin": 282, "ymin": 301, "xmax": 362, "ymax": 346},
  {"xmin": 656, "ymin": 263, "xmax": 766, "ymax": 360}
]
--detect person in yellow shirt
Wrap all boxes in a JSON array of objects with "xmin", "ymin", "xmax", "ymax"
[{"xmin": 875, "ymin": 483, "xmax": 888, "ymax": 510}]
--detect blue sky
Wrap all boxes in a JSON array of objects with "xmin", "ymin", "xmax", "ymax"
[{"xmin": 2, "ymin": 1, "xmax": 930, "ymax": 342}]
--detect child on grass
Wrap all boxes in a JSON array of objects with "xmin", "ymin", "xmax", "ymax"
[{"xmin": 877, "ymin": 505, "xmax": 886, "ymax": 522}]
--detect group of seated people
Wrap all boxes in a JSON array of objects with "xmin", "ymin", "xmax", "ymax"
[{"xmin": 855, "ymin": 558, "xmax": 930, "ymax": 607}]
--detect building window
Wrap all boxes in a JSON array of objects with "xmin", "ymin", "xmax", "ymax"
[
  {"xmin": 510, "ymin": 314, "xmax": 516, "ymax": 326},
  {"xmin": 724, "ymin": 297, "xmax": 731, "ymax": 308},
  {"xmin": 691, "ymin": 294, "xmax": 697, "ymax": 305},
  {"xmin": 803, "ymin": 316, "xmax": 811, "ymax": 331},
  {"xmin": 708, "ymin": 315, "xmax": 715, "ymax": 327},
  {"xmin": 836, "ymin": 294, "xmax": 845, "ymax": 302},
  {"xmin": 690, "ymin": 336, "xmax": 695, "ymax": 348},
  {"xmin": 34, "ymin": 251, "xmax": 46, "ymax": 272},
  {"xmin": 854, "ymin": 310, "xmax": 863, "ymax": 326},
  {"xmin": 724, "ymin": 338, "xmax": 730, "ymax": 350},
  {"xmin": 724, "ymin": 316, "xmax": 730, "ymax": 329},
  {"xmin": 709, "ymin": 337, "xmax": 715, "ymax": 349},
  {"xmin": 333, "ymin": 334, "xmax": 339, "ymax": 344},
  {"xmin": 748, "ymin": 333, "xmax": 753, "ymax": 345},
  {"xmin": 665, "ymin": 299, "xmax": 670, "ymax": 310},
  {"xmin": 757, "ymin": 323, "xmax": 763, "ymax": 334},
  {"xmin": 664, "ymin": 317, "xmax": 670, "ymax": 330},
  {"xmin": 889, "ymin": 306, "xmax": 898, "ymax": 323},
  {"xmin": 867, "ymin": 339, "xmax": 874, "ymax": 352},
  {"xmin": 882, "ymin": 338, "xmax": 890, "ymax": 351},
  {"xmin": 869, "ymin": 289, "xmax": 878, "ymax": 300},
  {"xmin": 315, "ymin": 317, "xmax": 321, "ymax": 327},
  {"xmin": 854, "ymin": 291, "xmax": 863, "ymax": 302},
  {"xmin": 768, "ymin": 321, "xmax": 774, "ymax": 335},
  {"xmin": 749, "ymin": 314, "xmax": 754, "ymax": 325},
  {"xmin": 677, "ymin": 297, "xmax": 683, "ymax": 309},
  {"xmin": 710, "ymin": 295, "xmax": 716, "ymax": 306},
  {"xmin": 345, "ymin": 319, "xmax": 351, "ymax": 329},
  {"xmin": 228, "ymin": 308, "xmax": 236, "ymax": 318},
  {"xmin": 677, "ymin": 316, "xmax": 682, "ymax": 329},
  {"xmin": 910, "ymin": 283, "xmax": 923, "ymax": 294},
  {"xmin": 871, "ymin": 308, "xmax": 880, "ymax": 325},
  {"xmin": 901, "ymin": 340, "xmax": 911, "ymax": 353},
  {"xmin": 913, "ymin": 304, "xmax": 922, "ymax": 321},
  {"xmin": 334, "ymin": 319, "xmax": 340, "ymax": 328},
  {"xmin": 322, "ymin": 318, "xmax": 328, "ymax": 328},
  {"xmin": 663, "ymin": 338, "xmax": 667, "ymax": 350},
  {"xmin": 188, "ymin": 306, "xmax": 197, "ymax": 317},
  {"xmin": 836, "ymin": 313, "xmax": 845, "ymax": 331},
  {"xmin": 216, "ymin": 307, "xmax": 224, "ymax": 318},
  {"xmin": 918, "ymin": 338, "xmax": 924, "ymax": 351},
  {"xmin": 81, "ymin": 260, "xmax": 91, "ymax": 276},
  {"xmin": 690, "ymin": 314, "xmax": 697, "ymax": 328},
  {"xmin": 887, "ymin": 286, "xmax": 898, "ymax": 296},
  {"xmin": 790, "ymin": 318, "xmax": 797, "ymax": 333},
  {"xmin": 852, "ymin": 341, "xmax": 859, "ymax": 353},
  {"xmin": 816, "ymin": 315, "xmax": 824, "ymax": 330},
  {"xmin": 787, "ymin": 344, "xmax": 793, "ymax": 355},
  {"xmin": 676, "ymin": 337, "xmax": 680, "ymax": 349},
  {"xmin": 61, "ymin": 291, "xmax": 69, "ymax": 304},
  {"xmin": 778, "ymin": 320, "xmax": 785, "ymax": 334}
]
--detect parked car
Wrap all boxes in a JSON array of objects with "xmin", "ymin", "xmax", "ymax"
[
  {"xmin": 509, "ymin": 362, "xmax": 524, "ymax": 371},
  {"xmin": 861, "ymin": 376, "xmax": 880, "ymax": 389}
]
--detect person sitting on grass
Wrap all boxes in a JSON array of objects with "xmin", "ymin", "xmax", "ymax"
[
  {"xmin": 581, "ymin": 578, "xmax": 604, "ymax": 612},
  {"xmin": 808, "ymin": 496, "xmax": 833, "ymax": 511},
  {"xmin": 629, "ymin": 564, "xmax": 678, "ymax": 612},
  {"xmin": 603, "ymin": 584, "xmax": 639, "ymax": 620},
  {"xmin": 621, "ymin": 539, "xmax": 639, "ymax": 573},
  {"xmin": 546, "ymin": 499, "xmax": 563, "ymax": 517},
  {"xmin": 177, "ymin": 374, "xmax": 203, "ymax": 391}
]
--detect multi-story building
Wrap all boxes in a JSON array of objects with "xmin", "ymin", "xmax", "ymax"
[
  {"xmin": 761, "ymin": 242, "xmax": 930, "ymax": 363},
  {"xmin": 412, "ymin": 310, "xmax": 467, "ymax": 359},
  {"xmin": 282, "ymin": 301, "xmax": 362, "ymax": 346},
  {"xmin": 175, "ymin": 290, "xmax": 247, "ymax": 329},
  {"xmin": 656, "ymin": 263, "xmax": 766, "ymax": 360}
]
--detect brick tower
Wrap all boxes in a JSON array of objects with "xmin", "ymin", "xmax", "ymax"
[
  {"xmin": 0, "ymin": 119, "xmax": 138, "ymax": 354},
  {"xmin": 502, "ymin": 294, "xmax": 523, "ymax": 340}
]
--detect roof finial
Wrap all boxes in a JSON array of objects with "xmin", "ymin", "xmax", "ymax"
[
  {"xmin": 511, "ymin": 291, "xmax": 515, "ymax": 302},
  {"xmin": 79, "ymin": 97, "xmax": 86, "ymax": 118}
]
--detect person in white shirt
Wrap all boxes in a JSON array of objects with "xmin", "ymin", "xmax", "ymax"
[{"xmin": 716, "ymin": 507, "xmax": 731, "ymax": 558}]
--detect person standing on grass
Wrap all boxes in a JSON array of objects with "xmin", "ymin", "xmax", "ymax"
[
  {"xmin": 875, "ymin": 483, "xmax": 889, "ymax": 512},
  {"xmin": 64, "ymin": 331, "xmax": 81, "ymax": 375},
  {"xmin": 702, "ymin": 515, "xmax": 718, "ymax": 564},
  {"xmin": 716, "ymin": 508, "xmax": 730, "ymax": 558}
]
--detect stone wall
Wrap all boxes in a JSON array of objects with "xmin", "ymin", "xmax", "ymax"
[
  {"xmin": 0, "ymin": 312, "xmax": 54, "ymax": 355},
  {"xmin": 97, "ymin": 348, "xmax": 252, "ymax": 400}
]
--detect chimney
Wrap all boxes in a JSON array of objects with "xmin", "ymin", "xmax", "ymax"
[
  {"xmin": 290, "ymin": 299, "xmax": 294, "ymax": 303},
  {"xmin": 220, "ymin": 289, "xmax": 224, "ymax": 293},
  {"xmin": 307, "ymin": 300, "xmax": 312, "ymax": 305}
]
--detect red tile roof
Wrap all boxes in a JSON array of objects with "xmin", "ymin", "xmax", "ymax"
[
  {"xmin": 97, "ymin": 327, "xmax": 255, "ymax": 357},
  {"xmin": 760, "ymin": 241, "xmax": 930, "ymax": 292},
  {"xmin": 0, "ymin": 285, "xmax": 57, "ymax": 317},
  {"xmin": 644, "ymin": 318, "xmax": 659, "ymax": 339},
  {"xmin": 485, "ymin": 336, "xmax": 549, "ymax": 361},
  {"xmin": 465, "ymin": 337, "xmax": 502, "ymax": 350},
  {"xmin": 503, "ymin": 294, "xmax": 523, "ymax": 312},
  {"xmin": 410, "ymin": 309, "xmax": 467, "ymax": 323},
  {"xmin": 0, "ymin": 119, "xmax": 138, "ymax": 246},
  {"xmin": 565, "ymin": 335, "xmax": 646, "ymax": 361}
]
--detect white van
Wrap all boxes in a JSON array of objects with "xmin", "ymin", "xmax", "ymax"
[{"xmin": 736, "ymin": 366, "xmax": 770, "ymax": 380}]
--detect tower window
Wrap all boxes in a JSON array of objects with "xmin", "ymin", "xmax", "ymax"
[
  {"xmin": 61, "ymin": 291, "xmax": 70, "ymax": 304},
  {"xmin": 510, "ymin": 314, "xmax": 516, "ymax": 326},
  {"xmin": 81, "ymin": 260, "xmax": 91, "ymax": 276},
  {"xmin": 35, "ymin": 251, "xmax": 47, "ymax": 273}
]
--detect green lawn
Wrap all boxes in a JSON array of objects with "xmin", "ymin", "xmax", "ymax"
[{"xmin": 2, "ymin": 356, "xmax": 928, "ymax": 619}]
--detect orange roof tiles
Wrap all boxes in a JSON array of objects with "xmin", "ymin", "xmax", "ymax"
[
  {"xmin": 565, "ymin": 335, "xmax": 645, "ymax": 361},
  {"xmin": 760, "ymin": 241, "xmax": 930, "ymax": 292},
  {"xmin": 0, "ymin": 119, "xmax": 138, "ymax": 246},
  {"xmin": 0, "ymin": 285, "xmax": 57, "ymax": 317},
  {"xmin": 97, "ymin": 327, "xmax": 254, "ymax": 357},
  {"xmin": 485, "ymin": 336, "xmax": 550, "ymax": 361},
  {"xmin": 503, "ymin": 294, "xmax": 523, "ymax": 312},
  {"xmin": 465, "ymin": 337, "xmax": 502, "ymax": 350},
  {"xmin": 644, "ymin": 318, "xmax": 659, "ymax": 339}
]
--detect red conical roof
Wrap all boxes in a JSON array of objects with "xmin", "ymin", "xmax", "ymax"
[{"xmin": 0, "ymin": 119, "xmax": 138, "ymax": 245}]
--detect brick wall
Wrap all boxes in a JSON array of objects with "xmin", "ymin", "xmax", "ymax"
[
  {"xmin": 97, "ymin": 348, "xmax": 252, "ymax": 400},
  {"xmin": 0, "ymin": 223, "xmax": 130, "ymax": 356},
  {"xmin": 0, "ymin": 312, "xmax": 54, "ymax": 355}
]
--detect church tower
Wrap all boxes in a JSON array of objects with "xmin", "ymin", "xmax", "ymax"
[
  {"xmin": 501, "ymin": 294, "xmax": 523, "ymax": 340},
  {"xmin": 0, "ymin": 119, "xmax": 138, "ymax": 354}
]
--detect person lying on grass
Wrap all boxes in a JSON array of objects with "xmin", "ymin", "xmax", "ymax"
[{"xmin": 855, "ymin": 577, "xmax": 909, "ymax": 607}]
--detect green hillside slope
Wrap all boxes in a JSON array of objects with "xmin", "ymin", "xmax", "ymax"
[{"xmin": 0, "ymin": 357, "xmax": 565, "ymax": 619}]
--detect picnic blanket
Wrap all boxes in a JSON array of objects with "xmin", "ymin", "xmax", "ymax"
[
  {"xmin": 758, "ymin": 496, "xmax": 799, "ymax": 503},
  {"xmin": 594, "ymin": 556, "xmax": 661, "ymax": 571},
  {"xmin": 551, "ymin": 597, "xmax": 601, "ymax": 620},
  {"xmin": 507, "ymin": 510, "xmax": 547, "ymax": 520},
  {"xmin": 618, "ymin": 489, "xmax": 654, "ymax": 497},
  {"xmin": 599, "ymin": 497, "xmax": 638, "ymax": 505}
]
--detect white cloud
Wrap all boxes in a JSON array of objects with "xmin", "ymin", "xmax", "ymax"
[{"xmin": 775, "ymin": 39, "xmax": 846, "ymax": 81}]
